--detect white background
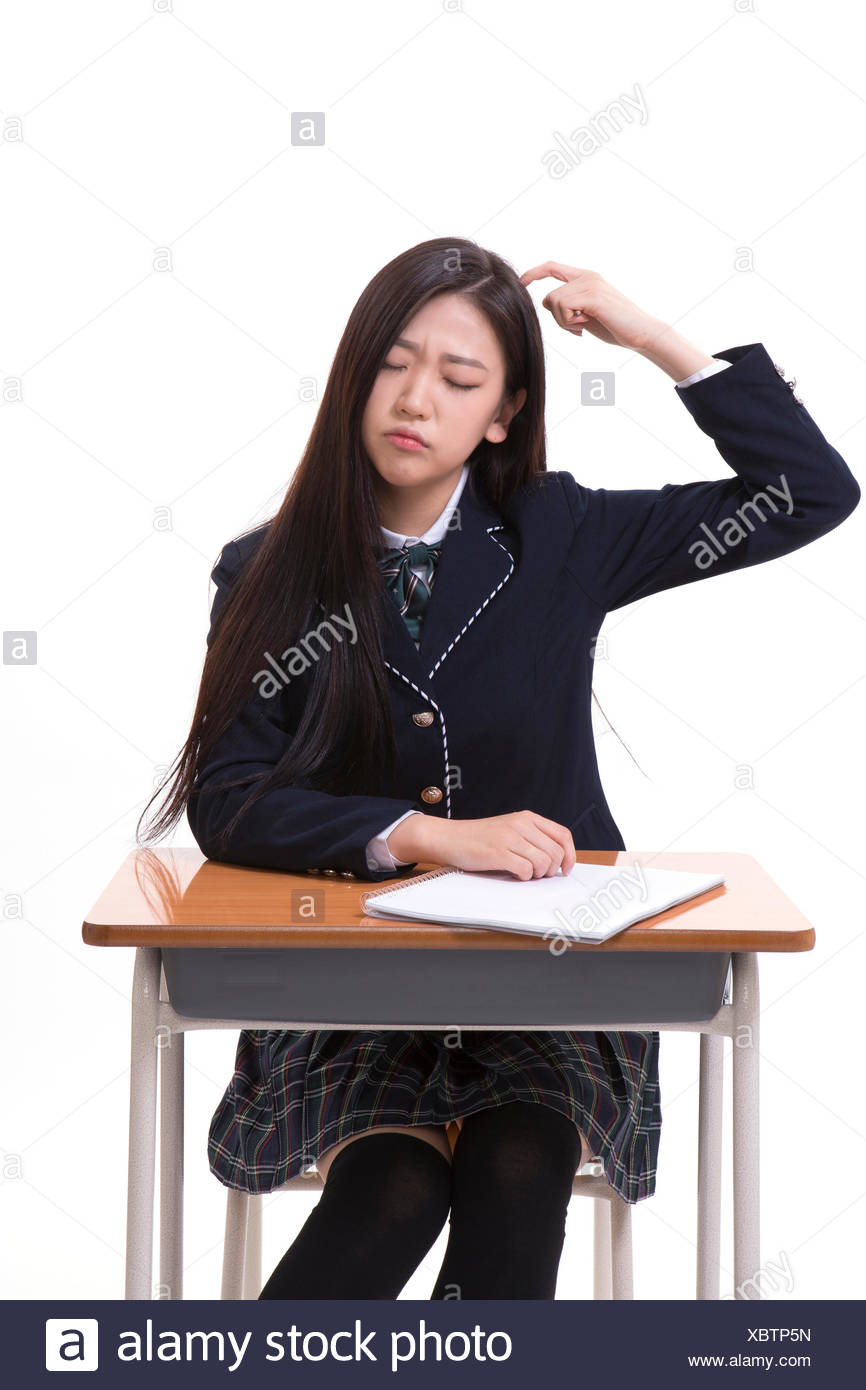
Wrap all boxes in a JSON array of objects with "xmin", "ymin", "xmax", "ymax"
[{"xmin": 2, "ymin": 0, "xmax": 864, "ymax": 1301}]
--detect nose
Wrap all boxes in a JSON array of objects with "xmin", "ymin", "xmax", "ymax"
[{"xmin": 395, "ymin": 367, "xmax": 433, "ymax": 418}]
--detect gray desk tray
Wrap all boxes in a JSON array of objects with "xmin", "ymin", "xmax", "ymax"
[{"xmin": 160, "ymin": 946, "xmax": 732, "ymax": 1026}]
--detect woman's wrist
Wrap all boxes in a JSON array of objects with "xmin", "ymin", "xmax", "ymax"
[
  {"xmin": 634, "ymin": 318, "xmax": 715, "ymax": 381},
  {"xmin": 386, "ymin": 812, "xmax": 434, "ymax": 863}
]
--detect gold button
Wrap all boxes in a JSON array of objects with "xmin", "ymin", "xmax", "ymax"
[
  {"xmin": 421, "ymin": 786, "xmax": 443, "ymax": 804},
  {"xmin": 321, "ymin": 868, "xmax": 338, "ymax": 876},
  {"xmin": 774, "ymin": 362, "xmax": 801, "ymax": 399},
  {"xmin": 412, "ymin": 711, "xmax": 434, "ymax": 727},
  {"xmin": 338, "ymin": 870, "xmax": 356, "ymax": 879}
]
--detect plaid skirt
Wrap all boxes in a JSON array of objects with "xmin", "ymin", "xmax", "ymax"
[{"xmin": 207, "ymin": 1027, "xmax": 662, "ymax": 1206}]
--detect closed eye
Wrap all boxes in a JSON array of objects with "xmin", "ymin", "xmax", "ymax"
[{"xmin": 381, "ymin": 362, "xmax": 478, "ymax": 392}]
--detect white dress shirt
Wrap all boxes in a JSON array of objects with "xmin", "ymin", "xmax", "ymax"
[{"xmin": 365, "ymin": 357, "xmax": 730, "ymax": 872}]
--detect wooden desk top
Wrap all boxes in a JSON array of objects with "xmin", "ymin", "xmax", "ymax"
[{"xmin": 81, "ymin": 848, "xmax": 815, "ymax": 952}]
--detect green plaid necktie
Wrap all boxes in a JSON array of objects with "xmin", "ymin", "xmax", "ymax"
[{"xmin": 376, "ymin": 540, "xmax": 443, "ymax": 641}]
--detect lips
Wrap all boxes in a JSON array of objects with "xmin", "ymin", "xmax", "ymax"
[{"xmin": 385, "ymin": 428, "xmax": 426, "ymax": 446}]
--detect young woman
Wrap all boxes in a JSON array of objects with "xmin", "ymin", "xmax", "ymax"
[{"xmin": 139, "ymin": 239, "xmax": 859, "ymax": 1300}]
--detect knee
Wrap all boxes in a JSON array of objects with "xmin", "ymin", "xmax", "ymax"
[
  {"xmin": 455, "ymin": 1105, "xmax": 582, "ymax": 1210},
  {"xmin": 323, "ymin": 1132, "xmax": 453, "ymax": 1239},
  {"xmin": 485, "ymin": 1143, "xmax": 575, "ymax": 1214}
]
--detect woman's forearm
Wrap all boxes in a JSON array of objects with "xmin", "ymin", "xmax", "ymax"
[
  {"xmin": 386, "ymin": 811, "xmax": 434, "ymax": 863},
  {"xmin": 516, "ymin": 262, "xmax": 716, "ymax": 382},
  {"xmin": 634, "ymin": 318, "xmax": 715, "ymax": 381}
]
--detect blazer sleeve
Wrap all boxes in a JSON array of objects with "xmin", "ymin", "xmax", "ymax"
[
  {"xmin": 187, "ymin": 539, "xmax": 425, "ymax": 881},
  {"xmin": 558, "ymin": 342, "xmax": 861, "ymax": 613}
]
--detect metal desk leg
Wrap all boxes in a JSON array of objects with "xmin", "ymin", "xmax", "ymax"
[
  {"xmin": 696, "ymin": 1031, "xmax": 723, "ymax": 1299},
  {"xmin": 125, "ymin": 946, "xmax": 161, "ymax": 1299},
  {"xmin": 732, "ymin": 952, "xmax": 760, "ymax": 1298},
  {"xmin": 159, "ymin": 1025, "xmax": 184, "ymax": 1299}
]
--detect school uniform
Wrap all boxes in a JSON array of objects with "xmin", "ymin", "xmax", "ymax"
[{"xmin": 190, "ymin": 342, "xmax": 859, "ymax": 1204}]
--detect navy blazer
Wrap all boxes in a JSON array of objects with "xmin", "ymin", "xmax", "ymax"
[{"xmin": 188, "ymin": 342, "xmax": 860, "ymax": 881}]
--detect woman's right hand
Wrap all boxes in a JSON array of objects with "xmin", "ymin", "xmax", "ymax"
[{"xmin": 388, "ymin": 810, "xmax": 576, "ymax": 881}]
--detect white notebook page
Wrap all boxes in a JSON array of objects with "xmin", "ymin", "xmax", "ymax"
[{"xmin": 363, "ymin": 861, "xmax": 725, "ymax": 945}]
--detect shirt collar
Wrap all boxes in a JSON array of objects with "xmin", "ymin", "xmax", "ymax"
[{"xmin": 379, "ymin": 462, "xmax": 470, "ymax": 549}]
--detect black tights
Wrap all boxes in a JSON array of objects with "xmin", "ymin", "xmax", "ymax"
[{"xmin": 258, "ymin": 1101, "xmax": 583, "ymax": 1300}]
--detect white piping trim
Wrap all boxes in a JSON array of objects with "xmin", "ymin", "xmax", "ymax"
[
  {"xmin": 383, "ymin": 663, "xmax": 453, "ymax": 818},
  {"xmin": 383, "ymin": 526, "xmax": 513, "ymax": 818},
  {"xmin": 426, "ymin": 525, "xmax": 515, "ymax": 680}
]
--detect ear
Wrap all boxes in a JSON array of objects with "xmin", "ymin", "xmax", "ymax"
[{"xmin": 485, "ymin": 386, "xmax": 528, "ymax": 444}]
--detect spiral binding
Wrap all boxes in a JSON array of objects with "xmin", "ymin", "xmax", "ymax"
[{"xmin": 360, "ymin": 864, "xmax": 461, "ymax": 913}]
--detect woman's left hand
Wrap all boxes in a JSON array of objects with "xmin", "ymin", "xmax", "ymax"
[{"xmin": 519, "ymin": 261, "xmax": 662, "ymax": 351}]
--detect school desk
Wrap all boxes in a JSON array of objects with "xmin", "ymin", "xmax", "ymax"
[{"xmin": 81, "ymin": 847, "xmax": 815, "ymax": 1301}]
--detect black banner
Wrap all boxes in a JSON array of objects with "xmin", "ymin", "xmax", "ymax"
[{"xmin": 12, "ymin": 1299, "xmax": 856, "ymax": 1385}]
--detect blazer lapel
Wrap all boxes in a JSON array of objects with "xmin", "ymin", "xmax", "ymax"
[{"xmin": 380, "ymin": 470, "xmax": 516, "ymax": 689}]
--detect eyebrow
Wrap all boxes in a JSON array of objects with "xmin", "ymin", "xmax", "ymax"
[{"xmin": 392, "ymin": 337, "xmax": 489, "ymax": 370}]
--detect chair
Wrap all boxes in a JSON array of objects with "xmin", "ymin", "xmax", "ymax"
[{"xmin": 220, "ymin": 1153, "xmax": 635, "ymax": 1300}]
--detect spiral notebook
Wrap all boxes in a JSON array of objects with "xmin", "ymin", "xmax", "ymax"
[{"xmin": 361, "ymin": 861, "xmax": 725, "ymax": 946}]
